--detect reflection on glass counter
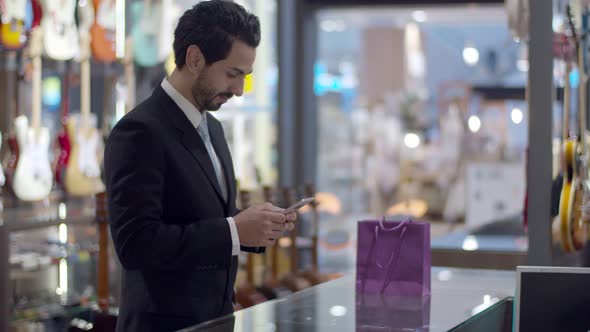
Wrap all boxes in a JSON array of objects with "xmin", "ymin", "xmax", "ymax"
[{"xmin": 180, "ymin": 267, "xmax": 515, "ymax": 332}]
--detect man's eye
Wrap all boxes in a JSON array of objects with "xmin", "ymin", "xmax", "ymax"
[{"xmin": 227, "ymin": 72, "xmax": 238, "ymax": 78}]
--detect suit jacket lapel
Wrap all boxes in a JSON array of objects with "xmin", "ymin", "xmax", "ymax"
[
  {"xmin": 207, "ymin": 113, "xmax": 235, "ymax": 211},
  {"xmin": 154, "ymin": 86, "xmax": 226, "ymax": 205}
]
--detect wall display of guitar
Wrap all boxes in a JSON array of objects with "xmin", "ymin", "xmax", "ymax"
[
  {"xmin": 570, "ymin": 5, "xmax": 590, "ymax": 250},
  {"xmin": 4, "ymin": 0, "xmax": 41, "ymax": 200},
  {"xmin": 12, "ymin": 27, "xmax": 54, "ymax": 201},
  {"xmin": 64, "ymin": 31, "xmax": 105, "ymax": 196},
  {"xmin": 54, "ymin": 61, "xmax": 72, "ymax": 189},
  {"xmin": 558, "ymin": 5, "xmax": 588, "ymax": 252},
  {"xmin": 90, "ymin": 0, "xmax": 116, "ymax": 62},
  {"xmin": 2, "ymin": 51, "xmax": 22, "ymax": 195},
  {"xmin": 41, "ymin": 0, "xmax": 79, "ymax": 60},
  {"xmin": 130, "ymin": 0, "xmax": 161, "ymax": 67},
  {"xmin": 0, "ymin": 0, "xmax": 28, "ymax": 49}
]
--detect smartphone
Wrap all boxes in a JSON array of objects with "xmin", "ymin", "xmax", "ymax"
[{"xmin": 284, "ymin": 197, "xmax": 314, "ymax": 214}]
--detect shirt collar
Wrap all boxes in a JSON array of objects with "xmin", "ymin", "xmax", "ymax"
[{"xmin": 161, "ymin": 78, "xmax": 205, "ymax": 129}]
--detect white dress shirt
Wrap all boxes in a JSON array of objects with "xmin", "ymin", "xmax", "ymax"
[{"xmin": 161, "ymin": 78, "xmax": 240, "ymax": 256}]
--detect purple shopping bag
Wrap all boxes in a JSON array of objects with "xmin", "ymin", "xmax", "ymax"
[{"xmin": 356, "ymin": 217, "xmax": 431, "ymax": 297}]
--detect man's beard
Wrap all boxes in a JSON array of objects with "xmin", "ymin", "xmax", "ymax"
[{"xmin": 191, "ymin": 75, "xmax": 232, "ymax": 111}]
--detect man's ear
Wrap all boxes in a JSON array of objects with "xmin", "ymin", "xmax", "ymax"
[{"xmin": 185, "ymin": 45, "xmax": 205, "ymax": 75}]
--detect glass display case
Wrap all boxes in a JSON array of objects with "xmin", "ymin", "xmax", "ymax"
[{"xmin": 180, "ymin": 267, "xmax": 515, "ymax": 332}]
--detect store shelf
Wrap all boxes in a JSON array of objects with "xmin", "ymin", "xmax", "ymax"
[
  {"xmin": 0, "ymin": 196, "xmax": 98, "ymax": 332},
  {"xmin": 3, "ymin": 198, "xmax": 96, "ymax": 232}
]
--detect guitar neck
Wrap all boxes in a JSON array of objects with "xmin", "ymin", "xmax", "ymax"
[
  {"xmin": 564, "ymin": 62, "xmax": 572, "ymax": 141},
  {"xmin": 3, "ymin": 52, "xmax": 17, "ymax": 133},
  {"xmin": 60, "ymin": 61, "xmax": 71, "ymax": 120},
  {"xmin": 31, "ymin": 53, "xmax": 41, "ymax": 131},
  {"xmin": 579, "ymin": 8, "xmax": 588, "ymax": 152},
  {"xmin": 80, "ymin": 56, "xmax": 91, "ymax": 128},
  {"xmin": 124, "ymin": 37, "xmax": 135, "ymax": 114}
]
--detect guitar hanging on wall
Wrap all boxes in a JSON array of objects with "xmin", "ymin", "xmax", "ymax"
[
  {"xmin": 90, "ymin": 0, "xmax": 116, "ymax": 62},
  {"xmin": 0, "ymin": 0, "xmax": 28, "ymax": 49},
  {"xmin": 54, "ymin": 61, "xmax": 72, "ymax": 189},
  {"xmin": 558, "ymin": 5, "xmax": 589, "ymax": 252},
  {"xmin": 12, "ymin": 26, "xmax": 54, "ymax": 201},
  {"xmin": 41, "ymin": 0, "xmax": 79, "ymax": 60},
  {"xmin": 130, "ymin": 0, "xmax": 161, "ymax": 67},
  {"xmin": 64, "ymin": 30, "xmax": 105, "ymax": 196}
]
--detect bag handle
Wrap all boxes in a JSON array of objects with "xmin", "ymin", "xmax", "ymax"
[
  {"xmin": 359, "ymin": 216, "xmax": 410, "ymax": 294},
  {"xmin": 374, "ymin": 217, "xmax": 408, "ymax": 268}
]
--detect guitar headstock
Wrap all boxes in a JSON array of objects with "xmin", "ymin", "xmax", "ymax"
[
  {"xmin": 554, "ymin": 32, "xmax": 576, "ymax": 62},
  {"xmin": 95, "ymin": 192, "xmax": 108, "ymax": 224}
]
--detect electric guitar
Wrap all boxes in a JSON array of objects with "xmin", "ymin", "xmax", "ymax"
[
  {"xmin": 90, "ymin": 0, "xmax": 116, "ymax": 62},
  {"xmin": 130, "ymin": 0, "xmax": 160, "ymax": 67},
  {"xmin": 12, "ymin": 27, "xmax": 54, "ymax": 201},
  {"xmin": 0, "ymin": 0, "xmax": 27, "ymax": 49},
  {"xmin": 54, "ymin": 60, "xmax": 71, "ymax": 188},
  {"xmin": 559, "ymin": 5, "xmax": 587, "ymax": 252},
  {"xmin": 570, "ymin": 6, "xmax": 590, "ymax": 250},
  {"xmin": 2, "ymin": 51, "xmax": 21, "ymax": 194},
  {"xmin": 64, "ymin": 31, "xmax": 104, "ymax": 196},
  {"xmin": 41, "ymin": 0, "xmax": 79, "ymax": 60}
]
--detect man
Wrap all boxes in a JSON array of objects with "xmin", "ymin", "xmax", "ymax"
[{"xmin": 104, "ymin": 1, "xmax": 295, "ymax": 331}]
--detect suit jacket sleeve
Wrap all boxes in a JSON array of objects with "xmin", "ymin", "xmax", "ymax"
[{"xmin": 105, "ymin": 117, "xmax": 233, "ymax": 271}]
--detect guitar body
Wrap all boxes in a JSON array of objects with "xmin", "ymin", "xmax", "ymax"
[
  {"xmin": 41, "ymin": 0, "xmax": 79, "ymax": 60},
  {"xmin": 570, "ymin": 177, "xmax": 588, "ymax": 249},
  {"xmin": 55, "ymin": 64, "xmax": 72, "ymax": 188},
  {"xmin": 0, "ymin": 0, "xmax": 27, "ymax": 49},
  {"xmin": 559, "ymin": 140, "xmax": 577, "ymax": 252},
  {"xmin": 0, "ymin": 19, "xmax": 24, "ymax": 49},
  {"xmin": 131, "ymin": 0, "xmax": 161, "ymax": 67},
  {"xmin": 90, "ymin": 0, "xmax": 116, "ymax": 62},
  {"xmin": 64, "ymin": 116, "xmax": 105, "ymax": 196},
  {"xmin": 5, "ymin": 132, "xmax": 19, "ymax": 191},
  {"xmin": 0, "ymin": 133, "xmax": 6, "ymax": 187},
  {"xmin": 12, "ymin": 116, "xmax": 53, "ymax": 201},
  {"xmin": 55, "ymin": 125, "xmax": 71, "ymax": 186}
]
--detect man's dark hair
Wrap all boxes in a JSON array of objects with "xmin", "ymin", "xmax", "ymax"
[{"xmin": 173, "ymin": 0, "xmax": 261, "ymax": 68}]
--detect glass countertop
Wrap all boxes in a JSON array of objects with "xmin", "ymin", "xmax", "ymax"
[{"xmin": 179, "ymin": 267, "xmax": 515, "ymax": 332}]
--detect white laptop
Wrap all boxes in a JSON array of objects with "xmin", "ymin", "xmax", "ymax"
[{"xmin": 514, "ymin": 266, "xmax": 590, "ymax": 332}]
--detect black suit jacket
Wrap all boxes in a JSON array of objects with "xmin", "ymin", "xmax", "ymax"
[{"xmin": 104, "ymin": 86, "xmax": 261, "ymax": 332}]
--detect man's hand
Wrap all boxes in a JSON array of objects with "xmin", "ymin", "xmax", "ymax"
[
  {"xmin": 234, "ymin": 203, "xmax": 292, "ymax": 247},
  {"xmin": 284, "ymin": 210, "xmax": 296, "ymax": 231}
]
